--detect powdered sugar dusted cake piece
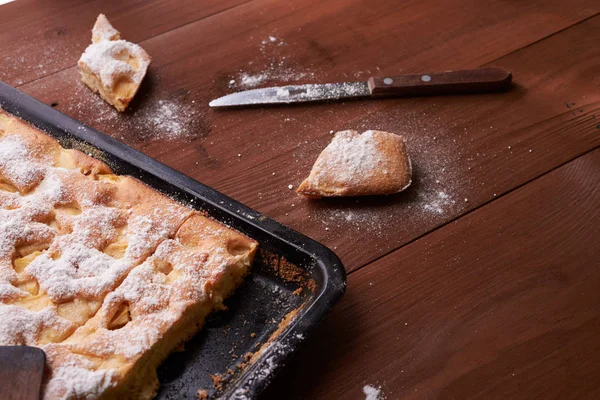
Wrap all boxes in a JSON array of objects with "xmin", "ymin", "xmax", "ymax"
[
  {"xmin": 297, "ymin": 130, "xmax": 412, "ymax": 198},
  {"xmin": 0, "ymin": 110, "xmax": 257, "ymax": 399},
  {"xmin": 78, "ymin": 14, "xmax": 151, "ymax": 112}
]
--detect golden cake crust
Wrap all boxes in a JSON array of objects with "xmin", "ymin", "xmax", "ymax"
[{"xmin": 0, "ymin": 110, "xmax": 257, "ymax": 399}]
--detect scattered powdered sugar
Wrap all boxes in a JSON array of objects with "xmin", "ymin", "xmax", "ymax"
[
  {"xmin": 229, "ymin": 35, "xmax": 315, "ymax": 90},
  {"xmin": 1, "ymin": 37, "xmax": 78, "ymax": 87},
  {"xmin": 147, "ymin": 100, "xmax": 191, "ymax": 139},
  {"xmin": 273, "ymin": 82, "xmax": 369, "ymax": 103},
  {"xmin": 235, "ymin": 68, "xmax": 315, "ymax": 90},
  {"xmin": 221, "ymin": 82, "xmax": 369, "ymax": 106},
  {"xmin": 321, "ymin": 209, "xmax": 386, "ymax": 236},
  {"xmin": 63, "ymin": 80, "xmax": 200, "ymax": 143},
  {"xmin": 363, "ymin": 384, "xmax": 384, "ymax": 400},
  {"xmin": 292, "ymin": 109, "xmax": 466, "ymax": 246},
  {"xmin": 236, "ymin": 341, "xmax": 285, "ymax": 393},
  {"xmin": 240, "ymin": 72, "xmax": 269, "ymax": 88},
  {"xmin": 422, "ymin": 191, "xmax": 456, "ymax": 214}
]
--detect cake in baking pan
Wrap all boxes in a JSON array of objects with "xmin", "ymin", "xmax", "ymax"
[{"xmin": 0, "ymin": 110, "xmax": 257, "ymax": 399}]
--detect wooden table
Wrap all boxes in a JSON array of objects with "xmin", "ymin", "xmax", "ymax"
[{"xmin": 2, "ymin": 0, "xmax": 599, "ymax": 398}]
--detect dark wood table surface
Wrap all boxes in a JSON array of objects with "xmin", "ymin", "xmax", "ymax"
[{"xmin": 2, "ymin": 0, "xmax": 599, "ymax": 398}]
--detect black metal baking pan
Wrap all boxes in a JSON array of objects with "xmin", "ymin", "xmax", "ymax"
[{"xmin": 0, "ymin": 81, "xmax": 346, "ymax": 399}]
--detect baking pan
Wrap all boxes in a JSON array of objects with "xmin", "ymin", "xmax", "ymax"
[{"xmin": 0, "ymin": 81, "xmax": 346, "ymax": 399}]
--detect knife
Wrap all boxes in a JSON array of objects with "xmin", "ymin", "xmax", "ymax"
[{"xmin": 209, "ymin": 67, "xmax": 512, "ymax": 108}]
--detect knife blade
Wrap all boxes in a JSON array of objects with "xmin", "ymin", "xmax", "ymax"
[
  {"xmin": 209, "ymin": 67, "xmax": 512, "ymax": 108},
  {"xmin": 209, "ymin": 82, "xmax": 371, "ymax": 107}
]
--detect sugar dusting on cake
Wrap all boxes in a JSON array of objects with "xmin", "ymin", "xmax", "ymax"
[
  {"xmin": 0, "ymin": 135, "xmax": 48, "ymax": 189},
  {"xmin": 0, "ymin": 112, "xmax": 256, "ymax": 398},
  {"xmin": 79, "ymin": 39, "xmax": 149, "ymax": 88},
  {"xmin": 312, "ymin": 130, "xmax": 384, "ymax": 186},
  {"xmin": 0, "ymin": 305, "xmax": 76, "ymax": 345}
]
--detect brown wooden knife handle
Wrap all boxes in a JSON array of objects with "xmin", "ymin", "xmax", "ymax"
[{"xmin": 367, "ymin": 67, "xmax": 512, "ymax": 97}]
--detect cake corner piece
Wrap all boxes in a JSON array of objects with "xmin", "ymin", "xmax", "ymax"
[
  {"xmin": 78, "ymin": 14, "xmax": 151, "ymax": 112},
  {"xmin": 296, "ymin": 129, "xmax": 412, "ymax": 198}
]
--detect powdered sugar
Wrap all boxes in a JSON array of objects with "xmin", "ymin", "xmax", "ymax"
[
  {"xmin": 422, "ymin": 191, "xmax": 456, "ymax": 214},
  {"xmin": 0, "ymin": 135, "xmax": 47, "ymax": 189},
  {"xmin": 147, "ymin": 99, "xmax": 193, "ymax": 139},
  {"xmin": 274, "ymin": 82, "xmax": 369, "ymax": 103},
  {"xmin": 363, "ymin": 384, "xmax": 384, "ymax": 400},
  {"xmin": 25, "ymin": 242, "xmax": 133, "ymax": 302},
  {"xmin": 215, "ymin": 82, "xmax": 369, "ymax": 106},
  {"xmin": 0, "ymin": 305, "xmax": 75, "ymax": 345},
  {"xmin": 79, "ymin": 39, "xmax": 149, "ymax": 89},
  {"xmin": 92, "ymin": 14, "xmax": 120, "ymax": 43},
  {"xmin": 312, "ymin": 130, "xmax": 382, "ymax": 185},
  {"xmin": 63, "ymin": 80, "xmax": 200, "ymax": 143},
  {"xmin": 0, "ymin": 112, "xmax": 255, "ymax": 400},
  {"xmin": 235, "ymin": 69, "xmax": 315, "ymax": 90},
  {"xmin": 230, "ymin": 35, "xmax": 315, "ymax": 90},
  {"xmin": 125, "ymin": 213, "xmax": 173, "ymax": 260},
  {"xmin": 43, "ymin": 344, "xmax": 119, "ymax": 399}
]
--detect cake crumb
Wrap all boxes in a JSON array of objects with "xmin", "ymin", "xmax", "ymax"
[
  {"xmin": 196, "ymin": 389, "xmax": 209, "ymax": 400},
  {"xmin": 210, "ymin": 374, "xmax": 224, "ymax": 391}
]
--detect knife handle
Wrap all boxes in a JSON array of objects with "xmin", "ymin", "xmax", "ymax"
[{"xmin": 367, "ymin": 67, "xmax": 512, "ymax": 97}]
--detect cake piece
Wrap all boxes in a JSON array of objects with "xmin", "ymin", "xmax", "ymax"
[
  {"xmin": 78, "ymin": 14, "xmax": 151, "ymax": 111},
  {"xmin": 0, "ymin": 110, "xmax": 257, "ymax": 399},
  {"xmin": 297, "ymin": 130, "xmax": 412, "ymax": 198}
]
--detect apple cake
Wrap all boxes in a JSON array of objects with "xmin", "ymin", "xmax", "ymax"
[
  {"xmin": 0, "ymin": 109, "xmax": 257, "ymax": 399},
  {"xmin": 78, "ymin": 14, "xmax": 151, "ymax": 112},
  {"xmin": 297, "ymin": 130, "xmax": 412, "ymax": 198}
]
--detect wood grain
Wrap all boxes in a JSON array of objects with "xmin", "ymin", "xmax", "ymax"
[
  {"xmin": 0, "ymin": 0, "xmax": 249, "ymax": 87},
  {"xmin": 1, "ymin": 1, "xmax": 599, "ymax": 399},
  {"xmin": 262, "ymin": 148, "xmax": 600, "ymax": 400},
  {"xmin": 0, "ymin": 346, "xmax": 45, "ymax": 400},
  {"xmin": 15, "ymin": 1, "xmax": 600, "ymax": 272}
]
